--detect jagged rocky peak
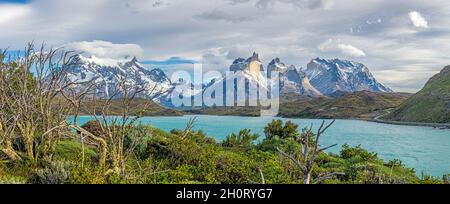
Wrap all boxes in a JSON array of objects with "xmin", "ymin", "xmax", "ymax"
[
  {"xmin": 263, "ymin": 57, "xmax": 322, "ymax": 97},
  {"xmin": 229, "ymin": 58, "xmax": 246, "ymax": 72},
  {"xmin": 249, "ymin": 52, "xmax": 260, "ymax": 62},
  {"xmin": 267, "ymin": 57, "xmax": 287, "ymax": 75},
  {"xmin": 123, "ymin": 56, "xmax": 139, "ymax": 66},
  {"xmin": 148, "ymin": 68, "xmax": 171, "ymax": 83},
  {"xmin": 66, "ymin": 54, "xmax": 173, "ymax": 99},
  {"xmin": 246, "ymin": 52, "xmax": 264, "ymax": 75},
  {"xmin": 228, "ymin": 52, "xmax": 265, "ymax": 82},
  {"xmin": 287, "ymin": 65, "xmax": 297, "ymax": 71},
  {"xmin": 305, "ymin": 58, "xmax": 393, "ymax": 95},
  {"xmin": 230, "ymin": 52, "xmax": 264, "ymax": 72}
]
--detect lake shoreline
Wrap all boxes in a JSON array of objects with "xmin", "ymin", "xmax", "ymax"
[
  {"xmin": 77, "ymin": 111, "xmax": 450, "ymax": 130},
  {"xmin": 372, "ymin": 110, "xmax": 450, "ymax": 129},
  {"xmin": 185, "ymin": 112, "xmax": 450, "ymax": 130},
  {"xmin": 371, "ymin": 118, "xmax": 450, "ymax": 129}
]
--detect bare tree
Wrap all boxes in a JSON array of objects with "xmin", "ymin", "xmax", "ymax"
[
  {"xmin": 0, "ymin": 42, "xmax": 170, "ymax": 179},
  {"xmin": 0, "ymin": 43, "xmax": 81, "ymax": 162},
  {"xmin": 68, "ymin": 73, "xmax": 165, "ymax": 174},
  {"xmin": 277, "ymin": 120, "xmax": 344, "ymax": 184}
]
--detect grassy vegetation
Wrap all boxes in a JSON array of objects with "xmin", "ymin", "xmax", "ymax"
[
  {"xmin": 80, "ymin": 98, "xmax": 183, "ymax": 116},
  {"xmin": 386, "ymin": 66, "xmax": 450, "ymax": 123},
  {"xmin": 186, "ymin": 106, "xmax": 261, "ymax": 117},
  {"xmin": 2, "ymin": 120, "xmax": 445, "ymax": 184},
  {"xmin": 184, "ymin": 92, "xmax": 410, "ymax": 120},
  {"xmin": 279, "ymin": 91, "xmax": 410, "ymax": 119}
]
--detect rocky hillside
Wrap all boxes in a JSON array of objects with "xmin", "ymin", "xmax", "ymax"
[
  {"xmin": 279, "ymin": 91, "xmax": 410, "ymax": 119},
  {"xmin": 386, "ymin": 66, "xmax": 450, "ymax": 123},
  {"xmin": 79, "ymin": 98, "xmax": 183, "ymax": 116}
]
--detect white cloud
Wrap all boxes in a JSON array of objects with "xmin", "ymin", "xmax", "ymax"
[
  {"xmin": 0, "ymin": 4, "xmax": 30, "ymax": 25},
  {"xmin": 318, "ymin": 39, "xmax": 366, "ymax": 57},
  {"xmin": 254, "ymin": 0, "xmax": 334, "ymax": 9},
  {"xmin": 194, "ymin": 10, "xmax": 254, "ymax": 23},
  {"xmin": 64, "ymin": 40, "xmax": 144, "ymax": 59},
  {"xmin": 409, "ymin": 11, "xmax": 428, "ymax": 28},
  {"xmin": 337, "ymin": 44, "xmax": 366, "ymax": 57}
]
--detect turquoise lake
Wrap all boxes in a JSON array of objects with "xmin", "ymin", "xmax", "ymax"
[{"xmin": 77, "ymin": 115, "xmax": 450, "ymax": 177}]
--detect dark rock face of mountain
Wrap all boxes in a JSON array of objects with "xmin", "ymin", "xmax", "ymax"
[
  {"xmin": 229, "ymin": 52, "xmax": 264, "ymax": 72},
  {"xmin": 305, "ymin": 58, "xmax": 393, "ymax": 95},
  {"xmin": 267, "ymin": 58, "xmax": 322, "ymax": 97}
]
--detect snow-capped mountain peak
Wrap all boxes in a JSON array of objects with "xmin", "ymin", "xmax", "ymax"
[
  {"xmin": 306, "ymin": 58, "xmax": 393, "ymax": 95},
  {"xmin": 267, "ymin": 57, "xmax": 287, "ymax": 74},
  {"xmin": 266, "ymin": 58, "xmax": 322, "ymax": 97},
  {"xmin": 65, "ymin": 53, "xmax": 394, "ymax": 108},
  {"xmin": 229, "ymin": 52, "xmax": 265, "ymax": 81},
  {"xmin": 230, "ymin": 52, "xmax": 264, "ymax": 72},
  {"xmin": 67, "ymin": 54, "xmax": 172, "ymax": 99},
  {"xmin": 74, "ymin": 54, "xmax": 131, "ymax": 68}
]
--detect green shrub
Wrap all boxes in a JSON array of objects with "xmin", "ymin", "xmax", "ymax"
[
  {"xmin": 80, "ymin": 120, "xmax": 104, "ymax": 136},
  {"xmin": 246, "ymin": 150, "xmax": 289, "ymax": 184},
  {"xmin": 0, "ymin": 175, "xmax": 27, "ymax": 184},
  {"xmin": 214, "ymin": 152, "xmax": 253, "ymax": 184},
  {"xmin": 68, "ymin": 163, "xmax": 107, "ymax": 184},
  {"xmin": 340, "ymin": 144, "xmax": 379, "ymax": 162},
  {"xmin": 264, "ymin": 119, "xmax": 299, "ymax": 140},
  {"xmin": 222, "ymin": 129, "xmax": 259, "ymax": 148},
  {"xmin": 30, "ymin": 158, "xmax": 71, "ymax": 184},
  {"xmin": 444, "ymin": 174, "xmax": 450, "ymax": 184},
  {"xmin": 125, "ymin": 124, "xmax": 163, "ymax": 160},
  {"xmin": 0, "ymin": 163, "xmax": 27, "ymax": 184},
  {"xmin": 56, "ymin": 140, "xmax": 98, "ymax": 161},
  {"xmin": 420, "ymin": 174, "xmax": 444, "ymax": 184},
  {"xmin": 166, "ymin": 165, "xmax": 196, "ymax": 184}
]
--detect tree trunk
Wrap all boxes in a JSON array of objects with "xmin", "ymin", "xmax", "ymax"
[
  {"xmin": 99, "ymin": 140, "xmax": 107, "ymax": 169},
  {"xmin": 17, "ymin": 122, "xmax": 35, "ymax": 160},
  {"xmin": 1, "ymin": 145, "xmax": 21, "ymax": 161},
  {"xmin": 304, "ymin": 171, "xmax": 312, "ymax": 184}
]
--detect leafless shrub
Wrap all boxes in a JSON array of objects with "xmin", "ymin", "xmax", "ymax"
[
  {"xmin": 0, "ymin": 43, "xmax": 80, "ymax": 163},
  {"xmin": 66, "ymin": 74, "xmax": 162, "ymax": 174},
  {"xmin": 277, "ymin": 120, "xmax": 344, "ymax": 184}
]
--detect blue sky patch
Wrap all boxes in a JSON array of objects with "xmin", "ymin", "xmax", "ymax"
[
  {"xmin": 142, "ymin": 57, "xmax": 197, "ymax": 65},
  {"xmin": 0, "ymin": 0, "xmax": 29, "ymax": 4}
]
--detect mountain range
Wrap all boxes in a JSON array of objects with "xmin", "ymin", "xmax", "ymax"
[
  {"xmin": 65, "ymin": 53, "xmax": 394, "ymax": 108},
  {"xmin": 305, "ymin": 58, "xmax": 393, "ymax": 95},
  {"xmin": 63, "ymin": 54, "xmax": 450, "ymax": 124},
  {"xmin": 66, "ymin": 54, "xmax": 173, "ymax": 102}
]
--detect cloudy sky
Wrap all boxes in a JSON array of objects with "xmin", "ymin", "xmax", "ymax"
[{"xmin": 1, "ymin": 0, "xmax": 450, "ymax": 92}]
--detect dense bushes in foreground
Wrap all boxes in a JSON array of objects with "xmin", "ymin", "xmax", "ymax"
[{"xmin": 1, "ymin": 120, "xmax": 447, "ymax": 184}]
